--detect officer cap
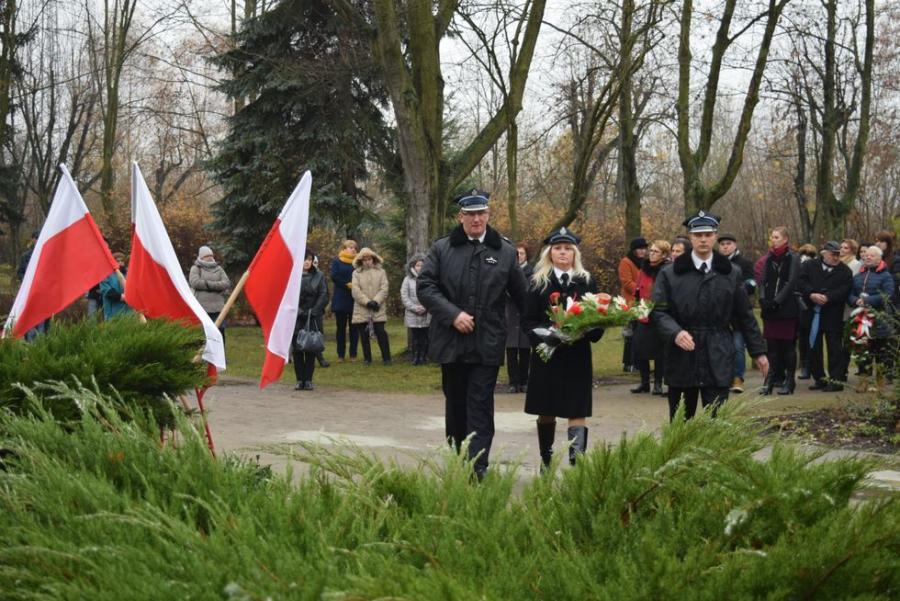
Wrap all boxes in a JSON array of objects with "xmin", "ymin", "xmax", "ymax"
[
  {"xmin": 456, "ymin": 189, "xmax": 490, "ymax": 212},
  {"xmin": 683, "ymin": 210, "xmax": 721, "ymax": 233},
  {"xmin": 543, "ymin": 226, "xmax": 581, "ymax": 246}
]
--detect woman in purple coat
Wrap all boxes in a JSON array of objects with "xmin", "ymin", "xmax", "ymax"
[{"xmin": 759, "ymin": 226, "xmax": 801, "ymax": 395}]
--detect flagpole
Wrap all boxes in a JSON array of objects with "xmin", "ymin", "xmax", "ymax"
[{"xmin": 214, "ymin": 270, "xmax": 250, "ymax": 327}]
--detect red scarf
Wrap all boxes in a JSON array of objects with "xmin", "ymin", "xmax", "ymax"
[{"xmin": 770, "ymin": 243, "xmax": 789, "ymax": 257}]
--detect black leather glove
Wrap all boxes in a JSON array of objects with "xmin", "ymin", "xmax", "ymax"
[
  {"xmin": 586, "ymin": 327, "xmax": 604, "ymax": 343},
  {"xmin": 366, "ymin": 301, "xmax": 379, "ymax": 311}
]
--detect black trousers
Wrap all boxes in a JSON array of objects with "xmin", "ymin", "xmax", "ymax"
[
  {"xmin": 798, "ymin": 313, "xmax": 811, "ymax": 370},
  {"xmin": 442, "ymin": 362, "xmax": 500, "ymax": 475},
  {"xmin": 356, "ymin": 322, "xmax": 391, "ymax": 362},
  {"xmin": 810, "ymin": 328, "xmax": 847, "ymax": 383},
  {"xmin": 410, "ymin": 327, "xmax": 429, "ymax": 360},
  {"xmin": 334, "ymin": 311, "xmax": 358, "ymax": 359},
  {"xmin": 505, "ymin": 347, "xmax": 530, "ymax": 386},
  {"xmin": 636, "ymin": 355, "xmax": 665, "ymax": 387},
  {"xmin": 766, "ymin": 338, "xmax": 797, "ymax": 383},
  {"xmin": 667, "ymin": 386, "xmax": 729, "ymax": 421},
  {"xmin": 292, "ymin": 350, "xmax": 316, "ymax": 383}
]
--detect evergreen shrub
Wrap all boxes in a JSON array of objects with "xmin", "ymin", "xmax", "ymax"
[
  {"xmin": 0, "ymin": 316, "xmax": 207, "ymax": 423},
  {"xmin": 0, "ymin": 384, "xmax": 897, "ymax": 600}
]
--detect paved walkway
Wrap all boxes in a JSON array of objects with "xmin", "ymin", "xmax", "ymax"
[{"xmin": 201, "ymin": 373, "xmax": 898, "ymax": 490}]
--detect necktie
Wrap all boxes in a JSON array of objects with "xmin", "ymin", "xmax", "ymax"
[
  {"xmin": 560, "ymin": 273, "xmax": 569, "ymax": 288},
  {"xmin": 699, "ymin": 262, "xmax": 708, "ymax": 274}
]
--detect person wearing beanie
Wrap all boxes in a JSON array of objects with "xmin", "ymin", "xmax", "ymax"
[
  {"xmin": 189, "ymin": 245, "xmax": 231, "ymax": 341},
  {"xmin": 618, "ymin": 236, "xmax": 648, "ymax": 372},
  {"xmin": 716, "ymin": 232, "xmax": 756, "ymax": 393}
]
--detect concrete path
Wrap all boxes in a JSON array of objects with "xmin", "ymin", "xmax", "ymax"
[{"xmin": 201, "ymin": 372, "xmax": 898, "ymax": 491}]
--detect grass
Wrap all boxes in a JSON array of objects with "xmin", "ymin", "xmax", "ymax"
[
  {"xmin": 1, "ymin": 384, "xmax": 897, "ymax": 600},
  {"xmin": 223, "ymin": 319, "xmax": 633, "ymax": 392}
]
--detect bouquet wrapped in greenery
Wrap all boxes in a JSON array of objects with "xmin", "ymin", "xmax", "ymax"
[{"xmin": 533, "ymin": 292, "xmax": 652, "ymax": 362}]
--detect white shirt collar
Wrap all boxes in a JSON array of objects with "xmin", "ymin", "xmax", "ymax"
[
  {"xmin": 468, "ymin": 233, "xmax": 486, "ymax": 243},
  {"xmin": 553, "ymin": 267, "xmax": 574, "ymax": 280},
  {"xmin": 691, "ymin": 251, "xmax": 712, "ymax": 272}
]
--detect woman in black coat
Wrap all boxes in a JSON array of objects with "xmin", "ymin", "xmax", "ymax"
[
  {"xmin": 522, "ymin": 228, "xmax": 602, "ymax": 469},
  {"xmin": 759, "ymin": 226, "xmax": 801, "ymax": 395},
  {"xmin": 631, "ymin": 240, "xmax": 671, "ymax": 395},
  {"xmin": 293, "ymin": 249, "xmax": 329, "ymax": 391}
]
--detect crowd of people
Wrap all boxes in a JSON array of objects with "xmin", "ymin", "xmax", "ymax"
[{"xmin": 12, "ymin": 192, "xmax": 898, "ymax": 477}]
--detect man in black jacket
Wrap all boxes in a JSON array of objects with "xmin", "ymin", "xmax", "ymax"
[
  {"xmin": 418, "ymin": 190, "xmax": 528, "ymax": 479},
  {"xmin": 798, "ymin": 241, "xmax": 853, "ymax": 391},
  {"xmin": 652, "ymin": 212, "xmax": 768, "ymax": 421},
  {"xmin": 717, "ymin": 232, "xmax": 756, "ymax": 393}
]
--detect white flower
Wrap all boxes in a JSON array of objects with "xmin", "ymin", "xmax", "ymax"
[
  {"xmin": 613, "ymin": 295, "xmax": 628, "ymax": 309},
  {"xmin": 581, "ymin": 292, "xmax": 599, "ymax": 304}
]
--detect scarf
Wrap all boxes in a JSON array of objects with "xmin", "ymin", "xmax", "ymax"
[
  {"xmin": 339, "ymin": 249, "xmax": 356, "ymax": 264},
  {"xmin": 770, "ymin": 243, "xmax": 789, "ymax": 257}
]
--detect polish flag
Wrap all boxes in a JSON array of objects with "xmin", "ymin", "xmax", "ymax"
[
  {"xmin": 244, "ymin": 171, "xmax": 311, "ymax": 388},
  {"xmin": 124, "ymin": 163, "xmax": 226, "ymax": 371},
  {"xmin": 4, "ymin": 165, "xmax": 117, "ymax": 338}
]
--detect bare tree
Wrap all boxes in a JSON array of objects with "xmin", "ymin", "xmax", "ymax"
[
  {"xmin": 677, "ymin": 0, "xmax": 791, "ymax": 217},
  {"xmin": 331, "ymin": 0, "xmax": 547, "ymax": 257}
]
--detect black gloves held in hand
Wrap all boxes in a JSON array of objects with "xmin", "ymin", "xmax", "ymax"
[{"xmin": 366, "ymin": 301, "xmax": 380, "ymax": 311}]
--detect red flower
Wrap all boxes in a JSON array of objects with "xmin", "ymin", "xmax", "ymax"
[
  {"xmin": 549, "ymin": 292, "xmax": 561, "ymax": 305},
  {"xmin": 597, "ymin": 305, "xmax": 608, "ymax": 315},
  {"xmin": 567, "ymin": 303, "xmax": 583, "ymax": 315}
]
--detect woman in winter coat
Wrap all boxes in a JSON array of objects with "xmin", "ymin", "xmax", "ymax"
[
  {"xmin": 631, "ymin": 240, "xmax": 670, "ymax": 396},
  {"xmin": 523, "ymin": 228, "xmax": 602, "ymax": 469},
  {"xmin": 330, "ymin": 240, "xmax": 359, "ymax": 361},
  {"xmin": 400, "ymin": 254, "xmax": 431, "ymax": 365},
  {"xmin": 758, "ymin": 226, "xmax": 801, "ymax": 395},
  {"xmin": 292, "ymin": 249, "xmax": 329, "ymax": 390},
  {"xmin": 189, "ymin": 245, "xmax": 231, "ymax": 340},
  {"xmin": 848, "ymin": 245, "xmax": 895, "ymax": 383},
  {"xmin": 351, "ymin": 247, "xmax": 392, "ymax": 364},
  {"xmin": 505, "ymin": 243, "xmax": 534, "ymax": 392}
]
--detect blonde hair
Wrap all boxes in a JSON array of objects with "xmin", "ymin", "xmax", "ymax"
[
  {"xmin": 771, "ymin": 226, "xmax": 790, "ymax": 240},
  {"xmin": 651, "ymin": 240, "xmax": 671, "ymax": 257},
  {"xmin": 341, "ymin": 239, "xmax": 358, "ymax": 251},
  {"xmin": 530, "ymin": 244, "xmax": 591, "ymax": 291}
]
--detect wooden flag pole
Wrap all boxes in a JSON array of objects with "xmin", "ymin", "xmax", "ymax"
[
  {"xmin": 184, "ymin": 269, "xmax": 250, "ymax": 457},
  {"xmin": 214, "ymin": 270, "xmax": 250, "ymax": 328}
]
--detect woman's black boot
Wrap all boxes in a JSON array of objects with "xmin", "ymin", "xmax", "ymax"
[
  {"xmin": 567, "ymin": 426, "xmax": 588, "ymax": 466},
  {"xmin": 536, "ymin": 420, "xmax": 556, "ymax": 472}
]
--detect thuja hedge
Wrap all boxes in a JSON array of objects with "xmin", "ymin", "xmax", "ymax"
[
  {"xmin": 0, "ymin": 317, "xmax": 207, "ymax": 423},
  {"xmin": 0, "ymin": 384, "xmax": 897, "ymax": 600}
]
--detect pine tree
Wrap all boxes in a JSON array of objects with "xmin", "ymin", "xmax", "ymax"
[{"xmin": 208, "ymin": 0, "xmax": 395, "ymax": 269}]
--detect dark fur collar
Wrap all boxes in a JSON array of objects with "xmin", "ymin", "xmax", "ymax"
[
  {"xmin": 449, "ymin": 225, "xmax": 503, "ymax": 250},
  {"xmin": 672, "ymin": 250, "xmax": 732, "ymax": 275}
]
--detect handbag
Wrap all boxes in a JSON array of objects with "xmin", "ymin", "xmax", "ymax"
[{"xmin": 295, "ymin": 312, "xmax": 325, "ymax": 353}]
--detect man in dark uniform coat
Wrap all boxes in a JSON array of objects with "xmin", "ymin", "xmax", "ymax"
[
  {"xmin": 652, "ymin": 212, "xmax": 769, "ymax": 420},
  {"xmin": 418, "ymin": 190, "xmax": 528, "ymax": 479},
  {"xmin": 797, "ymin": 241, "xmax": 853, "ymax": 391}
]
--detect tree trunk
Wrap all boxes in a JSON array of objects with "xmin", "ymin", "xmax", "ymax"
[
  {"xmin": 506, "ymin": 119, "xmax": 518, "ymax": 241},
  {"xmin": 618, "ymin": 0, "xmax": 641, "ymax": 239}
]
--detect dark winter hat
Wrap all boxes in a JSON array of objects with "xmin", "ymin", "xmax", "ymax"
[
  {"xmin": 717, "ymin": 232, "xmax": 737, "ymax": 243},
  {"xmin": 682, "ymin": 210, "xmax": 721, "ymax": 233},
  {"xmin": 456, "ymin": 189, "xmax": 490, "ymax": 212},
  {"xmin": 629, "ymin": 237, "xmax": 648, "ymax": 251},
  {"xmin": 543, "ymin": 226, "xmax": 581, "ymax": 246},
  {"xmin": 821, "ymin": 240, "xmax": 841, "ymax": 254}
]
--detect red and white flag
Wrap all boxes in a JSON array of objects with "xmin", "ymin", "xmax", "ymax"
[
  {"xmin": 4, "ymin": 165, "xmax": 117, "ymax": 338},
  {"xmin": 124, "ymin": 163, "xmax": 226, "ymax": 371},
  {"xmin": 244, "ymin": 171, "xmax": 311, "ymax": 388}
]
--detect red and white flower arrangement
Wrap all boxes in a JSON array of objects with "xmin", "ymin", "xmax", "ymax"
[
  {"xmin": 847, "ymin": 306, "xmax": 874, "ymax": 362},
  {"xmin": 533, "ymin": 292, "xmax": 652, "ymax": 362}
]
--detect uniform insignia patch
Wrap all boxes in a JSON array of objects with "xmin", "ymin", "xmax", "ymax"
[{"xmin": 485, "ymin": 256, "xmax": 498, "ymax": 265}]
